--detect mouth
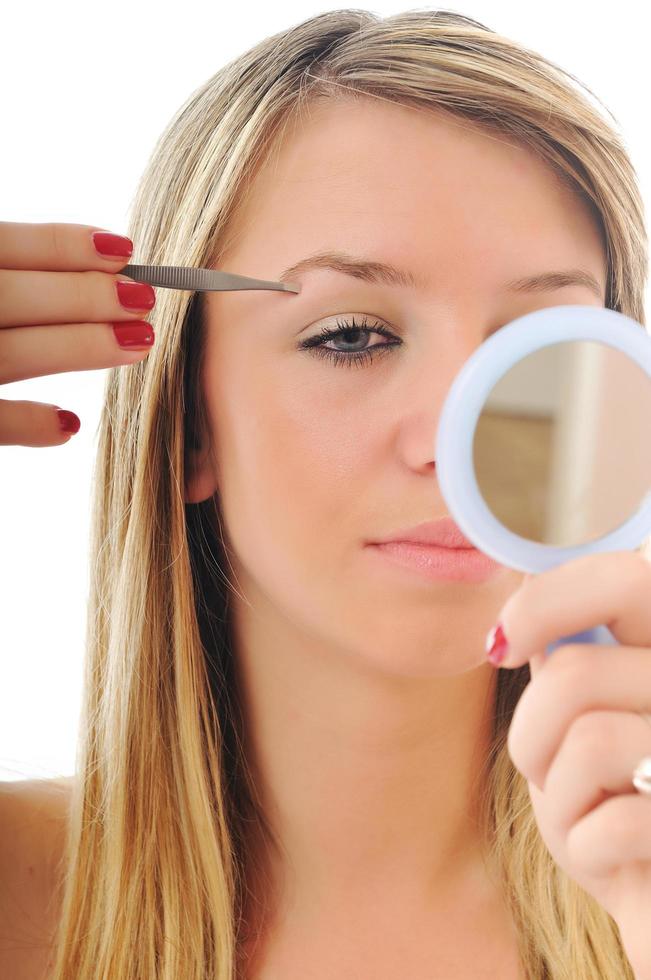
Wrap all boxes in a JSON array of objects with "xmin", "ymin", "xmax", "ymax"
[
  {"xmin": 369, "ymin": 517, "xmax": 476, "ymax": 550},
  {"xmin": 365, "ymin": 538, "xmax": 502, "ymax": 583}
]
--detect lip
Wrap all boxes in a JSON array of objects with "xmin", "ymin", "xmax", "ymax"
[
  {"xmin": 366, "ymin": 540, "xmax": 503, "ymax": 583},
  {"xmin": 369, "ymin": 517, "xmax": 476, "ymax": 550}
]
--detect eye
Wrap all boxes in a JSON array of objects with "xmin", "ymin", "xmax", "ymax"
[{"xmin": 297, "ymin": 315, "xmax": 402, "ymax": 369}]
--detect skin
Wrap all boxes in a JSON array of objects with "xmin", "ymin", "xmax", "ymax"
[
  {"xmin": 490, "ymin": 552, "xmax": 651, "ymax": 978},
  {"xmin": 184, "ymin": 96, "xmax": 607, "ymax": 968}
]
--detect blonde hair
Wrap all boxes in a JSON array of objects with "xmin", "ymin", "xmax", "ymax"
[{"xmin": 49, "ymin": 9, "xmax": 647, "ymax": 978}]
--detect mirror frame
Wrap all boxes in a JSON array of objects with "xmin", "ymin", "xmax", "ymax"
[{"xmin": 435, "ymin": 304, "xmax": 651, "ymax": 573}]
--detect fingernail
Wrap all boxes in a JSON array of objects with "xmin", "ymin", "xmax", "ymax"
[
  {"xmin": 92, "ymin": 231, "xmax": 134, "ymax": 258},
  {"xmin": 111, "ymin": 322, "xmax": 155, "ymax": 349},
  {"xmin": 486, "ymin": 622, "xmax": 509, "ymax": 666},
  {"xmin": 55, "ymin": 408, "xmax": 81, "ymax": 435},
  {"xmin": 116, "ymin": 280, "xmax": 156, "ymax": 311}
]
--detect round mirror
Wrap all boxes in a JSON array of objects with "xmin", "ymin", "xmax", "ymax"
[
  {"xmin": 435, "ymin": 304, "xmax": 651, "ymax": 653},
  {"xmin": 474, "ymin": 339, "xmax": 651, "ymax": 547}
]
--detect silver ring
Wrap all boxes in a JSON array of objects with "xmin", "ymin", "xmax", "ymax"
[{"xmin": 632, "ymin": 711, "xmax": 651, "ymax": 795}]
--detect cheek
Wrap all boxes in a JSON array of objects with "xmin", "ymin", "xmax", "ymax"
[{"xmin": 208, "ymin": 354, "xmax": 378, "ymax": 566}]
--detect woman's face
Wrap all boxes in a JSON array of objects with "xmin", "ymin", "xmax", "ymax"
[{"xmin": 186, "ymin": 96, "xmax": 606, "ymax": 677}]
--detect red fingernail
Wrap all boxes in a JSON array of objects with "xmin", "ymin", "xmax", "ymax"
[
  {"xmin": 111, "ymin": 322, "xmax": 155, "ymax": 349},
  {"xmin": 56, "ymin": 408, "xmax": 81, "ymax": 435},
  {"xmin": 92, "ymin": 231, "xmax": 134, "ymax": 258},
  {"xmin": 486, "ymin": 622, "xmax": 508, "ymax": 666},
  {"xmin": 116, "ymin": 280, "xmax": 156, "ymax": 310}
]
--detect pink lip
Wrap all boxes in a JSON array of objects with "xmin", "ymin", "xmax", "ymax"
[
  {"xmin": 370, "ymin": 517, "xmax": 476, "ymax": 550},
  {"xmin": 365, "ymin": 537, "xmax": 503, "ymax": 584}
]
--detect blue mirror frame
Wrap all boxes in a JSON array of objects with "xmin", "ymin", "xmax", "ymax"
[{"xmin": 435, "ymin": 304, "xmax": 651, "ymax": 575}]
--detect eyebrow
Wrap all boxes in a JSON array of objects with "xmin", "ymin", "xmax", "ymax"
[{"xmin": 279, "ymin": 250, "xmax": 604, "ymax": 300}]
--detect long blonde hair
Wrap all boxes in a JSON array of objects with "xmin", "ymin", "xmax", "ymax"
[{"xmin": 49, "ymin": 9, "xmax": 647, "ymax": 978}]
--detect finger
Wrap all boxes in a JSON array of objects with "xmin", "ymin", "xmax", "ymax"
[
  {"xmin": 507, "ymin": 647, "xmax": 651, "ymax": 789},
  {"xmin": 542, "ymin": 710, "xmax": 651, "ymax": 830},
  {"xmin": 0, "ymin": 220, "xmax": 133, "ymax": 271},
  {"xmin": 492, "ymin": 551, "xmax": 651, "ymax": 669},
  {"xmin": 0, "ymin": 399, "xmax": 77, "ymax": 447},
  {"xmin": 0, "ymin": 269, "xmax": 155, "ymax": 329},
  {"xmin": 0, "ymin": 320, "xmax": 154, "ymax": 384},
  {"xmin": 565, "ymin": 793, "xmax": 651, "ymax": 878}
]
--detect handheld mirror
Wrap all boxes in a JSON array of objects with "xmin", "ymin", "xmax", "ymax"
[{"xmin": 434, "ymin": 305, "xmax": 651, "ymax": 656}]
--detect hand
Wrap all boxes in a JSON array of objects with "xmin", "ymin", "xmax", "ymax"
[
  {"xmin": 488, "ymin": 550, "xmax": 651, "ymax": 978},
  {"xmin": 0, "ymin": 220, "xmax": 156, "ymax": 447}
]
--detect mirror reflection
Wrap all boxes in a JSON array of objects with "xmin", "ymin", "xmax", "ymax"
[{"xmin": 473, "ymin": 340, "xmax": 651, "ymax": 546}]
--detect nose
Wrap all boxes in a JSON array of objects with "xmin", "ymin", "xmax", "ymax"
[{"xmin": 394, "ymin": 338, "xmax": 484, "ymax": 473}]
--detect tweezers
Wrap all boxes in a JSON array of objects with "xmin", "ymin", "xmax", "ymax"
[{"xmin": 117, "ymin": 263, "xmax": 301, "ymax": 294}]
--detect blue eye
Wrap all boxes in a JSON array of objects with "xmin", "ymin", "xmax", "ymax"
[{"xmin": 298, "ymin": 315, "xmax": 401, "ymax": 369}]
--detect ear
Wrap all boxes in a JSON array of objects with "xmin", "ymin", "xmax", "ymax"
[{"xmin": 184, "ymin": 445, "xmax": 219, "ymax": 504}]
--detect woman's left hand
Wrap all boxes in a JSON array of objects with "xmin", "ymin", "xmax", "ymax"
[{"xmin": 488, "ymin": 550, "xmax": 651, "ymax": 979}]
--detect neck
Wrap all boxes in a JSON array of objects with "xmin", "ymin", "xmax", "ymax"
[{"xmin": 228, "ymin": 580, "xmax": 501, "ymax": 935}]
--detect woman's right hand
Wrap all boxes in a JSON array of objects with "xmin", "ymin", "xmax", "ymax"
[{"xmin": 0, "ymin": 220, "xmax": 157, "ymax": 447}]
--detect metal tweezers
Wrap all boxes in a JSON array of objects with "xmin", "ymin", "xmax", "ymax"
[{"xmin": 117, "ymin": 263, "xmax": 301, "ymax": 294}]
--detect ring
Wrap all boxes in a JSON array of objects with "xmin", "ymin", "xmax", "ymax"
[{"xmin": 632, "ymin": 711, "xmax": 651, "ymax": 795}]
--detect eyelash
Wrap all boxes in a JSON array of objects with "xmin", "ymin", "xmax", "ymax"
[{"xmin": 298, "ymin": 315, "xmax": 402, "ymax": 369}]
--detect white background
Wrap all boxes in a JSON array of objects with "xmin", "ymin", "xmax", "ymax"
[{"xmin": 1, "ymin": 1, "xmax": 649, "ymax": 781}]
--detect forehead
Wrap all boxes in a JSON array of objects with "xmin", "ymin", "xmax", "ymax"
[{"xmin": 219, "ymin": 96, "xmax": 605, "ymax": 286}]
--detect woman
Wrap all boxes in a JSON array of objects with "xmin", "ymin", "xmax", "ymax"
[{"xmin": 1, "ymin": 9, "xmax": 649, "ymax": 979}]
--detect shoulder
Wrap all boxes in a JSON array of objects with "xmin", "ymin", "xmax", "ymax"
[
  {"xmin": 0, "ymin": 773, "xmax": 74, "ymax": 821},
  {"xmin": 0, "ymin": 776, "xmax": 73, "ymax": 875},
  {"xmin": 0, "ymin": 775, "xmax": 74, "ymax": 979}
]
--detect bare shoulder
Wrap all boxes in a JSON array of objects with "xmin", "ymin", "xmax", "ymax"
[{"xmin": 0, "ymin": 775, "xmax": 75, "ymax": 979}]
